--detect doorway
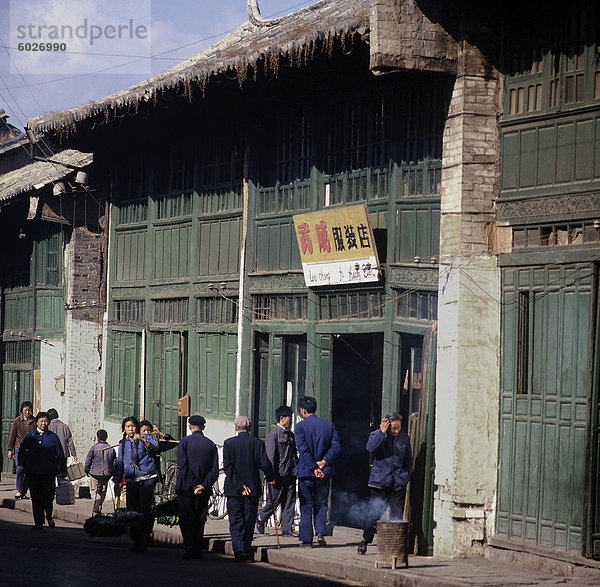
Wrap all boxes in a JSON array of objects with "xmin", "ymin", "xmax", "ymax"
[{"xmin": 331, "ymin": 333, "xmax": 383, "ymax": 528}]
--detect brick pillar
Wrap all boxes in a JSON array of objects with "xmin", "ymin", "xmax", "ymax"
[{"xmin": 434, "ymin": 40, "xmax": 501, "ymax": 556}]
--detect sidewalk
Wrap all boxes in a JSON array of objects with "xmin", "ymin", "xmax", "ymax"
[{"xmin": 1, "ymin": 481, "xmax": 599, "ymax": 586}]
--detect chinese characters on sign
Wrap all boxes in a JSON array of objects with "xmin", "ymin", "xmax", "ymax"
[{"xmin": 293, "ymin": 205, "xmax": 380, "ymax": 287}]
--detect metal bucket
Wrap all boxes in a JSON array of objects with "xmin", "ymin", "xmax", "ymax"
[{"xmin": 375, "ymin": 520, "xmax": 409, "ymax": 569}]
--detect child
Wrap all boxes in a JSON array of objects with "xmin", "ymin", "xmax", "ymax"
[{"xmin": 84, "ymin": 429, "xmax": 116, "ymax": 515}]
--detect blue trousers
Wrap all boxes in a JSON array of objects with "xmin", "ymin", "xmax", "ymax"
[
  {"xmin": 298, "ymin": 476, "xmax": 329, "ymax": 543},
  {"xmin": 177, "ymin": 491, "xmax": 210, "ymax": 553},
  {"xmin": 15, "ymin": 449, "xmax": 28, "ymax": 495},
  {"xmin": 226, "ymin": 496, "xmax": 259, "ymax": 556}
]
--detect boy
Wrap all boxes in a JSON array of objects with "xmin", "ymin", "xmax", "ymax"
[{"xmin": 84, "ymin": 429, "xmax": 115, "ymax": 515}]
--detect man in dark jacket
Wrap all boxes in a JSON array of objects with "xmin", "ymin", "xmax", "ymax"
[
  {"xmin": 357, "ymin": 412, "xmax": 412, "ymax": 555},
  {"xmin": 295, "ymin": 396, "xmax": 341, "ymax": 547},
  {"xmin": 256, "ymin": 405, "xmax": 298, "ymax": 536},
  {"xmin": 223, "ymin": 416, "xmax": 273, "ymax": 561},
  {"xmin": 175, "ymin": 415, "xmax": 219, "ymax": 560}
]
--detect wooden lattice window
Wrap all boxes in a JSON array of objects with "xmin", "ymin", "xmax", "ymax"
[
  {"xmin": 319, "ymin": 290, "xmax": 383, "ymax": 320},
  {"xmin": 4, "ymin": 340, "xmax": 32, "ymax": 364},
  {"xmin": 196, "ymin": 297, "xmax": 238, "ymax": 324},
  {"xmin": 111, "ymin": 300, "xmax": 146, "ymax": 324},
  {"xmin": 252, "ymin": 295, "xmax": 308, "ymax": 321},
  {"xmin": 153, "ymin": 298, "xmax": 189, "ymax": 324},
  {"xmin": 396, "ymin": 289, "xmax": 438, "ymax": 322}
]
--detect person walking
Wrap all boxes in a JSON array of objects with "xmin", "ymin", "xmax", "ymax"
[
  {"xmin": 17, "ymin": 411, "xmax": 66, "ymax": 529},
  {"xmin": 84, "ymin": 429, "xmax": 116, "ymax": 515},
  {"xmin": 256, "ymin": 405, "xmax": 298, "ymax": 537},
  {"xmin": 175, "ymin": 415, "xmax": 219, "ymax": 560},
  {"xmin": 7, "ymin": 401, "xmax": 35, "ymax": 500},
  {"xmin": 357, "ymin": 412, "xmax": 412, "ymax": 555},
  {"xmin": 295, "ymin": 396, "xmax": 341, "ymax": 548},
  {"xmin": 223, "ymin": 416, "xmax": 273, "ymax": 562},
  {"xmin": 47, "ymin": 408, "xmax": 77, "ymax": 462},
  {"xmin": 112, "ymin": 416, "xmax": 158, "ymax": 552}
]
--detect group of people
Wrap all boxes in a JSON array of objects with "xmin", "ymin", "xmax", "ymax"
[
  {"xmin": 6, "ymin": 395, "xmax": 413, "ymax": 560},
  {"xmin": 7, "ymin": 402, "xmax": 78, "ymax": 529}
]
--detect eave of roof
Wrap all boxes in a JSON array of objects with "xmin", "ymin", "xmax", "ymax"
[
  {"xmin": 0, "ymin": 149, "xmax": 93, "ymax": 203},
  {"xmin": 28, "ymin": 0, "xmax": 370, "ymax": 136}
]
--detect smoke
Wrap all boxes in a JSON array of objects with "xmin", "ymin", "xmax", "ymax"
[{"xmin": 333, "ymin": 490, "xmax": 406, "ymax": 528}]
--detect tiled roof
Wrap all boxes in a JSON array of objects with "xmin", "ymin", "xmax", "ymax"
[{"xmin": 0, "ymin": 149, "xmax": 93, "ymax": 203}]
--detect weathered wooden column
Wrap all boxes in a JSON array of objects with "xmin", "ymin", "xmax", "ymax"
[{"xmin": 434, "ymin": 39, "xmax": 501, "ymax": 556}]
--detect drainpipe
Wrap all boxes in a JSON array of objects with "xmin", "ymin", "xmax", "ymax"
[
  {"xmin": 140, "ymin": 328, "xmax": 146, "ymax": 420},
  {"xmin": 235, "ymin": 140, "xmax": 250, "ymax": 416}
]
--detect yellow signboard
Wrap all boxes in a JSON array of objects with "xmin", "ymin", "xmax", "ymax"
[{"xmin": 293, "ymin": 204, "xmax": 380, "ymax": 287}]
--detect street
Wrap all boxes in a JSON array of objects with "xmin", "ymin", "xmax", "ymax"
[{"xmin": 0, "ymin": 507, "xmax": 356, "ymax": 587}]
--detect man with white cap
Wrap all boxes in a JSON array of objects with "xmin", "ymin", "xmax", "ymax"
[
  {"xmin": 223, "ymin": 415, "xmax": 273, "ymax": 562},
  {"xmin": 175, "ymin": 415, "xmax": 219, "ymax": 560}
]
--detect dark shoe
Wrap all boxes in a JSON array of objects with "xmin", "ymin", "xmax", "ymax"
[
  {"xmin": 14, "ymin": 492, "xmax": 21, "ymax": 500},
  {"xmin": 357, "ymin": 541, "xmax": 367, "ymax": 555},
  {"xmin": 47, "ymin": 518, "xmax": 55, "ymax": 528},
  {"xmin": 233, "ymin": 552, "xmax": 250, "ymax": 562},
  {"xmin": 281, "ymin": 530, "xmax": 298, "ymax": 537},
  {"xmin": 299, "ymin": 541, "xmax": 313, "ymax": 548},
  {"xmin": 317, "ymin": 535, "xmax": 327, "ymax": 547},
  {"xmin": 256, "ymin": 519, "xmax": 265, "ymax": 534}
]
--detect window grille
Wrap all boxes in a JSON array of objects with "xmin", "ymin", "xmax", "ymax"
[
  {"xmin": 153, "ymin": 298, "xmax": 189, "ymax": 324},
  {"xmin": 111, "ymin": 299, "xmax": 146, "ymax": 324},
  {"xmin": 196, "ymin": 297, "xmax": 238, "ymax": 324},
  {"xmin": 4, "ymin": 340, "xmax": 32, "ymax": 364},
  {"xmin": 319, "ymin": 290, "xmax": 383, "ymax": 320},
  {"xmin": 156, "ymin": 190, "xmax": 193, "ymax": 219},
  {"xmin": 396, "ymin": 290, "xmax": 438, "ymax": 322},
  {"xmin": 512, "ymin": 221, "xmax": 600, "ymax": 249},
  {"xmin": 158, "ymin": 146, "xmax": 194, "ymax": 195},
  {"xmin": 252, "ymin": 295, "xmax": 308, "ymax": 321}
]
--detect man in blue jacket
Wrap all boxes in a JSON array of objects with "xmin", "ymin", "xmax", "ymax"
[
  {"xmin": 175, "ymin": 415, "xmax": 219, "ymax": 560},
  {"xmin": 357, "ymin": 412, "xmax": 412, "ymax": 555},
  {"xmin": 295, "ymin": 396, "xmax": 341, "ymax": 547},
  {"xmin": 223, "ymin": 415, "xmax": 273, "ymax": 561}
]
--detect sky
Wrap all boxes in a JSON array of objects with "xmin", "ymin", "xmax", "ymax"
[{"xmin": 0, "ymin": 0, "xmax": 316, "ymax": 130}]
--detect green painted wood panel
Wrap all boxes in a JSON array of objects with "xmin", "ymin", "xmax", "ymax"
[
  {"xmin": 197, "ymin": 217, "xmax": 241, "ymax": 276},
  {"xmin": 147, "ymin": 331, "xmax": 181, "ymax": 436},
  {"xmin": 519, "ymin": 129, "xmax": 537, "ymax": 188},
  {"xmin": 575, "ymin": 120, "xmax": 594, "ymax": 181},
  {"xmin": 255, "ymin": 220, "xmax": 301, "ymax": 272},
  {"xmin": 1, "ymin": 370, "xmax": 33, "ymax": 473},
  {"xmin": 497, "ymin": 264, "xmax": 593, "ymax": 553},
  {"xmin": 502, "ymin": 132, "xmax": 519, "ymax": 190},
  {"xmin": 115, "ymin": 230, "xmax": 146, "ymax": 282},
  {"xmin": 196, "ymin": 332, "xmax": 236, "ymax": 417},
  {"xmin": 537, "ymin": 126, "xmax": 556, "ymax": 186},
  {"xmin": 35, "ymin": 290, "xmax": 64, "ymax": 332},
  {"xmin": 398, "ymin": 204, "xmax": 440, "ymax": 262},
  {"xmin": 4, "ymin": 294, "xmax": 33, "ymax": 330},
  {"xmin": 106, "ymin": 330, "xmax": 141, "ymax": 419},
  {"xmin": 154, "ymin": 224, "xmax": 191, "ymax": 279},
  {"xmin": 556, "ymin": 123, "xmax": 575, "ymax": 183}
]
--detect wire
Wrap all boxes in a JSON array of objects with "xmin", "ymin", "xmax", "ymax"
[{"xmin": 0, "ymin": 1, "xmax": 316, "ymax": 91}]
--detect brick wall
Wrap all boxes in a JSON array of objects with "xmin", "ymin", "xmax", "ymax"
[{"xmin": 370, "ymin": 0, "xmax": 457, "ymax": 73}]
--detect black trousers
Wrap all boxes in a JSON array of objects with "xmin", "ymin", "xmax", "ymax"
[
  {"xmin": 125, "ymin": 479, "xmax": 155, "ymax": 548},
  {"xmin": 177, "ymin": 491, "xmax": 210, "ymax": 553},
  {"xmin": 27, "ymin": 473, "xmax": 55, "ymax": 526},
  {"xmin": 257, "ymin": 475, "xmax": 296, "ymax": 533},
  {"xmin": 227, "ymin": 495, "xmax": 259, "ymax": 556},
  {"xmin": 362, "ymin": 486, "xmax": 406, "ymax": 544}
]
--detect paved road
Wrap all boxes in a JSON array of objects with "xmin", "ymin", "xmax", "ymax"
[{"xmin": 0, "ymin": 507, "xmax": 356, "ymax": 587}]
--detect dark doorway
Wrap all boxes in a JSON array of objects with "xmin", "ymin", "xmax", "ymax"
[{"xmin": 331, "ymin": 333, "xmax": 383, "ymax": 528}]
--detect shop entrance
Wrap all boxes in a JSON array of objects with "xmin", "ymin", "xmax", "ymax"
[{"xmin": 331, "ymin": 333, "xmax": 383, "ymax": 528}]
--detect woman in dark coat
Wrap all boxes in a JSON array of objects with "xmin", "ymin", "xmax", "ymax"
[{"xmin": 18, "ymin": 411, "xmax": 66, "ymax": 529}]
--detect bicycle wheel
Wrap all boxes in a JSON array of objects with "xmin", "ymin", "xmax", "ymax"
[
  {"xmin": 162, "ymin": 464, "xmax": 178, "ymax": 501},
  {"xmin": 208, "ymin": 469, "xmax": 227, "ymax": 520}
]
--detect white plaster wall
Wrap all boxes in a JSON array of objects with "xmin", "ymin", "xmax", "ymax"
[
  {"xmin": 39, "ymin": 339, "xmax": 66, "ymax": 414},
  {"xmin": 64, "ymin": 316, "xmax": 104, "ymax": 458}
]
